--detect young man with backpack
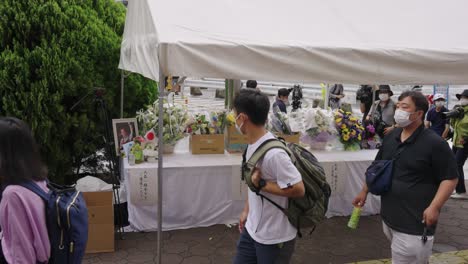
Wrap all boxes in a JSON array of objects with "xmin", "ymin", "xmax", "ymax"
[{"xmin": 232, "ymin": 89, "xmax": 305, "ymax": 263}]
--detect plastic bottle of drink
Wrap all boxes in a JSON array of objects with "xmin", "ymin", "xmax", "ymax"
[
  {"xmin": 347, "ymin": 206, "xmax": 362, "ymax": 229},
  {"xmin": 128, "ymin": 153, "xmax": 136, "ymax": 166}
]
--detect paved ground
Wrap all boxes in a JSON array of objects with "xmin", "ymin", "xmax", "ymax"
[{"xmin": 84, "ymin": 196, "xmax": 468, "ymax": 264}]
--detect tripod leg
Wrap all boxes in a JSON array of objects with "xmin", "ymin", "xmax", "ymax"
[{"xmin": 96, "ymin": 98, "xmax": 127, "ymax": 240}]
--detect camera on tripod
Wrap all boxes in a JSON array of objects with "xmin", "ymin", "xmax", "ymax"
[
  {"xmin": 356, "ymin": 85, "xmax": 373, "ymax": 104},
  {"xmin": 442, "ymin": 106, "xmax": 465, "ymax": 119},
  {"xmin": 291, "ymin": 85, "xmax": 303, "ymax": 111}
]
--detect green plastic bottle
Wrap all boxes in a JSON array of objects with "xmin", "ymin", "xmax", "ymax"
[
  {"xmin": 132, "ymin": 143, "xmax": 144, "ymax": 164},
  {"xmin": 347, "ymin": 206, "xmax": 362, "ymax": 229}
]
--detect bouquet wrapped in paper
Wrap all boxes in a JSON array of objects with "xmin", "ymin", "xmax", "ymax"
[
  {"xmin": 187, "ymin": 110, "xmax": 227, "ymax": 135},
  {"xmin": 269, "ymin": 109, "xmax": 293, "ymax": 135},
  {"xmin": 301, "ymin": 108, "xmax": 338, "ymax": 150},
  {"xmin": 136, "ymin": 99, "xmax": 189, "ymax": 147}
]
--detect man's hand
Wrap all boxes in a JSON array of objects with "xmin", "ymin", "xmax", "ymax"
[
  {"xmin": 423, "ymin": 205, "xmax": 440, "ymax": 227},
  {"xmin": 352, "ymin": 190, "xmax": 368, "ymax": 207},
  {"xmin": 442, "ymin": 131, "xmax": 448, "ymax": 139},
  {"xmin": 383, "ymin": 126, "xmax": 394, "ymax": 135},
  {"xmin": 238, "ymin": 209, "xmax": 248, "ymax": 233},
  {"xmin": 460, "ymin": 138, "xmax": 466, "ymax": 145},
  {"xmin": 251, "ymin": 168, "xmax": 262, "ymax": 189}
]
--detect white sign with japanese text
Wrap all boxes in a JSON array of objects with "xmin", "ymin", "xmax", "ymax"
[
  {"xmin": 128, "ymin": 168, "xmax": 158, "ymax": 205},
  {"xmin": 322, "ymin": 161, "xmax": 346, "ymax": 195}
]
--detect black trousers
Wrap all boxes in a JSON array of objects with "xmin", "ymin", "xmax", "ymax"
[
  {"xmin": 0, "ymin": 241, "xmax": 7, "ymax": 264},
  {"xmin": 453, "ymin": 146, "xmax": 468, "ymax": 193}
]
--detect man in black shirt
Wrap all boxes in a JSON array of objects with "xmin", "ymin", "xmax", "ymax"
[{"xmin": 353, "ymin": 91, "xmax": 458, "ymax": 263}]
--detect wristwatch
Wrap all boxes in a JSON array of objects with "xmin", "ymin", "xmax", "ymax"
[{"xmin": 256, "ymin": 179, "xmax": 266, "ymax": 192}]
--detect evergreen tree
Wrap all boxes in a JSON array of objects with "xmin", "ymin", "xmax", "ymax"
[{"xmin": 0, "ymin": 0, "xmax": 157, "ymax": 182}]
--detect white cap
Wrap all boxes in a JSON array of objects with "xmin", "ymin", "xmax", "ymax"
[{"xmin": 433, "ymin": 93, "xmax": 445, "ymax": 101}]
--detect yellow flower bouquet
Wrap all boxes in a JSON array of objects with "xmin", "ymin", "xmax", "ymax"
[{"xmin": 334, "ymin": 109, "xmax": 365, "ymax": 151}]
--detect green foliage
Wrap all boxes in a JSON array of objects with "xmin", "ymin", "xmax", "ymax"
[{"xmin": 0, "ymin": 0, "xmax": 157, "ymax": 183}]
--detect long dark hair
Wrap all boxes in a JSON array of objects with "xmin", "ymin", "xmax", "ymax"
[{"xmin": 0, "ymin": 117, "xmax": 47, "ymax": 186}]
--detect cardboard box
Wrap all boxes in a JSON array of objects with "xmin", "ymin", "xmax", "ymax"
[
  {"xmin": 225, "ymin": 125, "xmax": 248, "ymax": 153},
  {"xmin": 82, "ymin": 191, "xmax": 114, "ymax": 253},
  {"xmin": 277, "ymin": 133, "xmax": 301, "ymax": 144},
  {"xmin": 191, "ymin": 134, "xmax": 225, "ymax": 154}
]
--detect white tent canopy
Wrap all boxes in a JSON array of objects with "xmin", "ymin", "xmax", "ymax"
[{"xmin": 119, "ymin": 0, "xmax": 468, "ymax": 84}]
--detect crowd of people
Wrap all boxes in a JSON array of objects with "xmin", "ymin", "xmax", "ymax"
[{"xmin": 2, "ymin": 85, "xmax": 468, "ymax": 263}]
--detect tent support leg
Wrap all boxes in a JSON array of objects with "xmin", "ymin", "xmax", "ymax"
[
  {"xmin": 324, "ymin": 83, "xmax": 330, "ymax": 109},
  {"xmin": 157, "ymin": 71, "xmax": 165, "ymax": 264},
  {"xmin": 121, "ymin": 71, "xmax": 124, "ymax": 118}
]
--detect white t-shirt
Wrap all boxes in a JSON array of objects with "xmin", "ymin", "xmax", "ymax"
[{"xmin": 245, "ymin": 132, "xmax": 302, "ymax": 244}]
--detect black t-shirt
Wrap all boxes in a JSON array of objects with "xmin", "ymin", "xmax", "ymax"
[
  {"xmin": 426, "ymin": 107, "xmax": 449, "ymax": 136},
  {"xmin": 376, "ymin": 125, "xmax": 458, "ymax": 236}
]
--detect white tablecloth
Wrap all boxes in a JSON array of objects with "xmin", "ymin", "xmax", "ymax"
[{"xmin": 122, "ymin": 143, "xmax": 380, "ymax": 231}]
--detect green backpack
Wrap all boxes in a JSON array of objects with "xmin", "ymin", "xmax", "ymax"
[{"xmin": 242, "ymin": 138, "xmax": 331, "ymax": 237}]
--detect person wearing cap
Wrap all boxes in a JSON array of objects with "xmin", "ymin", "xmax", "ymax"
[
  {"xmin": 425, "ymin": 94, "xmax": 449, "ymax": 138},
  {"xmin": 450, "ymin": 90, "xmax": 468, "ymax": 199},
  {"xmin": 367, "ymin": 85, "xmax": 396, "ymax": 138},
  {"xmin": 272, "ymin": 88, "xmax": 290, "ymax": 113}
]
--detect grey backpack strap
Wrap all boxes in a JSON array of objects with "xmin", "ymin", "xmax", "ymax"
[{"xmin": 242, "ymin": 138, "xmax": 294, "ymax": 192}]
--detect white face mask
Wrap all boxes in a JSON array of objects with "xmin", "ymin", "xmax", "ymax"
[
  {"xmin": 379, "ymin": 94, "xmax": 389, "ymax": 102},
  {"xmin": 435, "ymin": 101, "xmax": 445, "ymax": 108},
  {"xmin": 235, "ymin": 114, "xmax": 244, "ymax": 134},
  {"xmin": 460, "ymin": 99, "xmax": 468, "ymax": 106},
  {"xmin": 394, "ymin": 109, "xmax": 415, "ymax": 128}
]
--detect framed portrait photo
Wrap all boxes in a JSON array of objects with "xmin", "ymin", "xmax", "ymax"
[{"xmin": 112, "ymin": 118, "xmax": 139, "ymax": 156}]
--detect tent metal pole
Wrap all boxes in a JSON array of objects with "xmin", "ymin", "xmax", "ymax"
[
  {"xmin": 120, "ymin": 71, "xmax": 124, "ymax": 118},
  {"xmin": 324, "ymin": 84, "xmax": 330, "ymax": 109},
  {"xmin": 157, "ymin": 70, "xmax": 165, "ymax": 264}
]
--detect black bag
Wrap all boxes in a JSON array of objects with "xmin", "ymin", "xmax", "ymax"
[{"xmin": 366, "ymin": 129, "xmax": 424, "ymax": 195}]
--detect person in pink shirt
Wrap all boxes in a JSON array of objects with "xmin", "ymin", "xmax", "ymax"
[{"xmin": 0, "ymin": 117, "xmax": 50, "ymax": 264}]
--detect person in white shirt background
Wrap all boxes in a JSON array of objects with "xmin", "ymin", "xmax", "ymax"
[{"xmin": 232, "ymin": 89, "xmax": 305, "ymax": 264}]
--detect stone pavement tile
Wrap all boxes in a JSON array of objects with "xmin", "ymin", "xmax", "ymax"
[
  {"xmin": 438, "ymin": 218, "xmax": 461, "ymax": 227},
  {"xmin": 442, "ymin": 225, "xmax": 468, "ymax": 236},
  {"xmin": 430, "ymin": 252, "xmax": 466, "ymax": 264},
  {"xmin": 117, "ymin": 239, "xmax": 140, "ymax": 251},
  {"xmin": 98, "ymin": 260, "xmax": 128, "ymax": 264},
  {"xmin": 351, "ymin": 260, "xmax": 390, "ymax": 264},
  {"xmin": 82, "ymin": 256, "xmax": 101, "ymax": 264},
  {"xmin": 163, "ymin": 241, "xmax": 189, "ymax": 254},
  {"xmin": 98, "ymin": 250, "xmax": 129, "ymax": 261},
  {"xmin": 123, "ymin": 232, "xmax": 148, "ymax": 241},
  {"xmin": 143, "ymin": 231, "xmax": 171, "ymax": 241},
  {"xmin": 433, "ymin": 243, "xmax": 459, "ymax": 253},
  {"xmin": 180, "ymin": 256, "xmax": 211, "ymax": 264},
  {"xmin": 449, "ymin": 236, "xmax": 468, "ymax": 247},
  {"xmin": 135, "ymin": 239, "xmax": 159, "ymax": 252},
  {"xmin": 210, "ymin": 254, "xmax": 233, "ymax": 264},
  {"xmin": 189, "ymin": 243, "xmax": 216, "ymax": 257},
  {"xmin": 126, "ymin": 251, "xmax": 155, "ymax": 264},
  {"xmin": 162, "ymin": 253, "xmax": 183, "ymax": 264}
]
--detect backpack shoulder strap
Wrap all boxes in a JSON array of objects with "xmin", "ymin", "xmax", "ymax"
[
  {"xmin": 246, "ymin": 139, "xmax": 292, "ymax": 169},
  {"xmin": 19, "ymin": 181, "xmax": 50, "ymax": 202},
  {"xmin": 242, "ymin": 138, "xmax": 296, "ymax": 192}
]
